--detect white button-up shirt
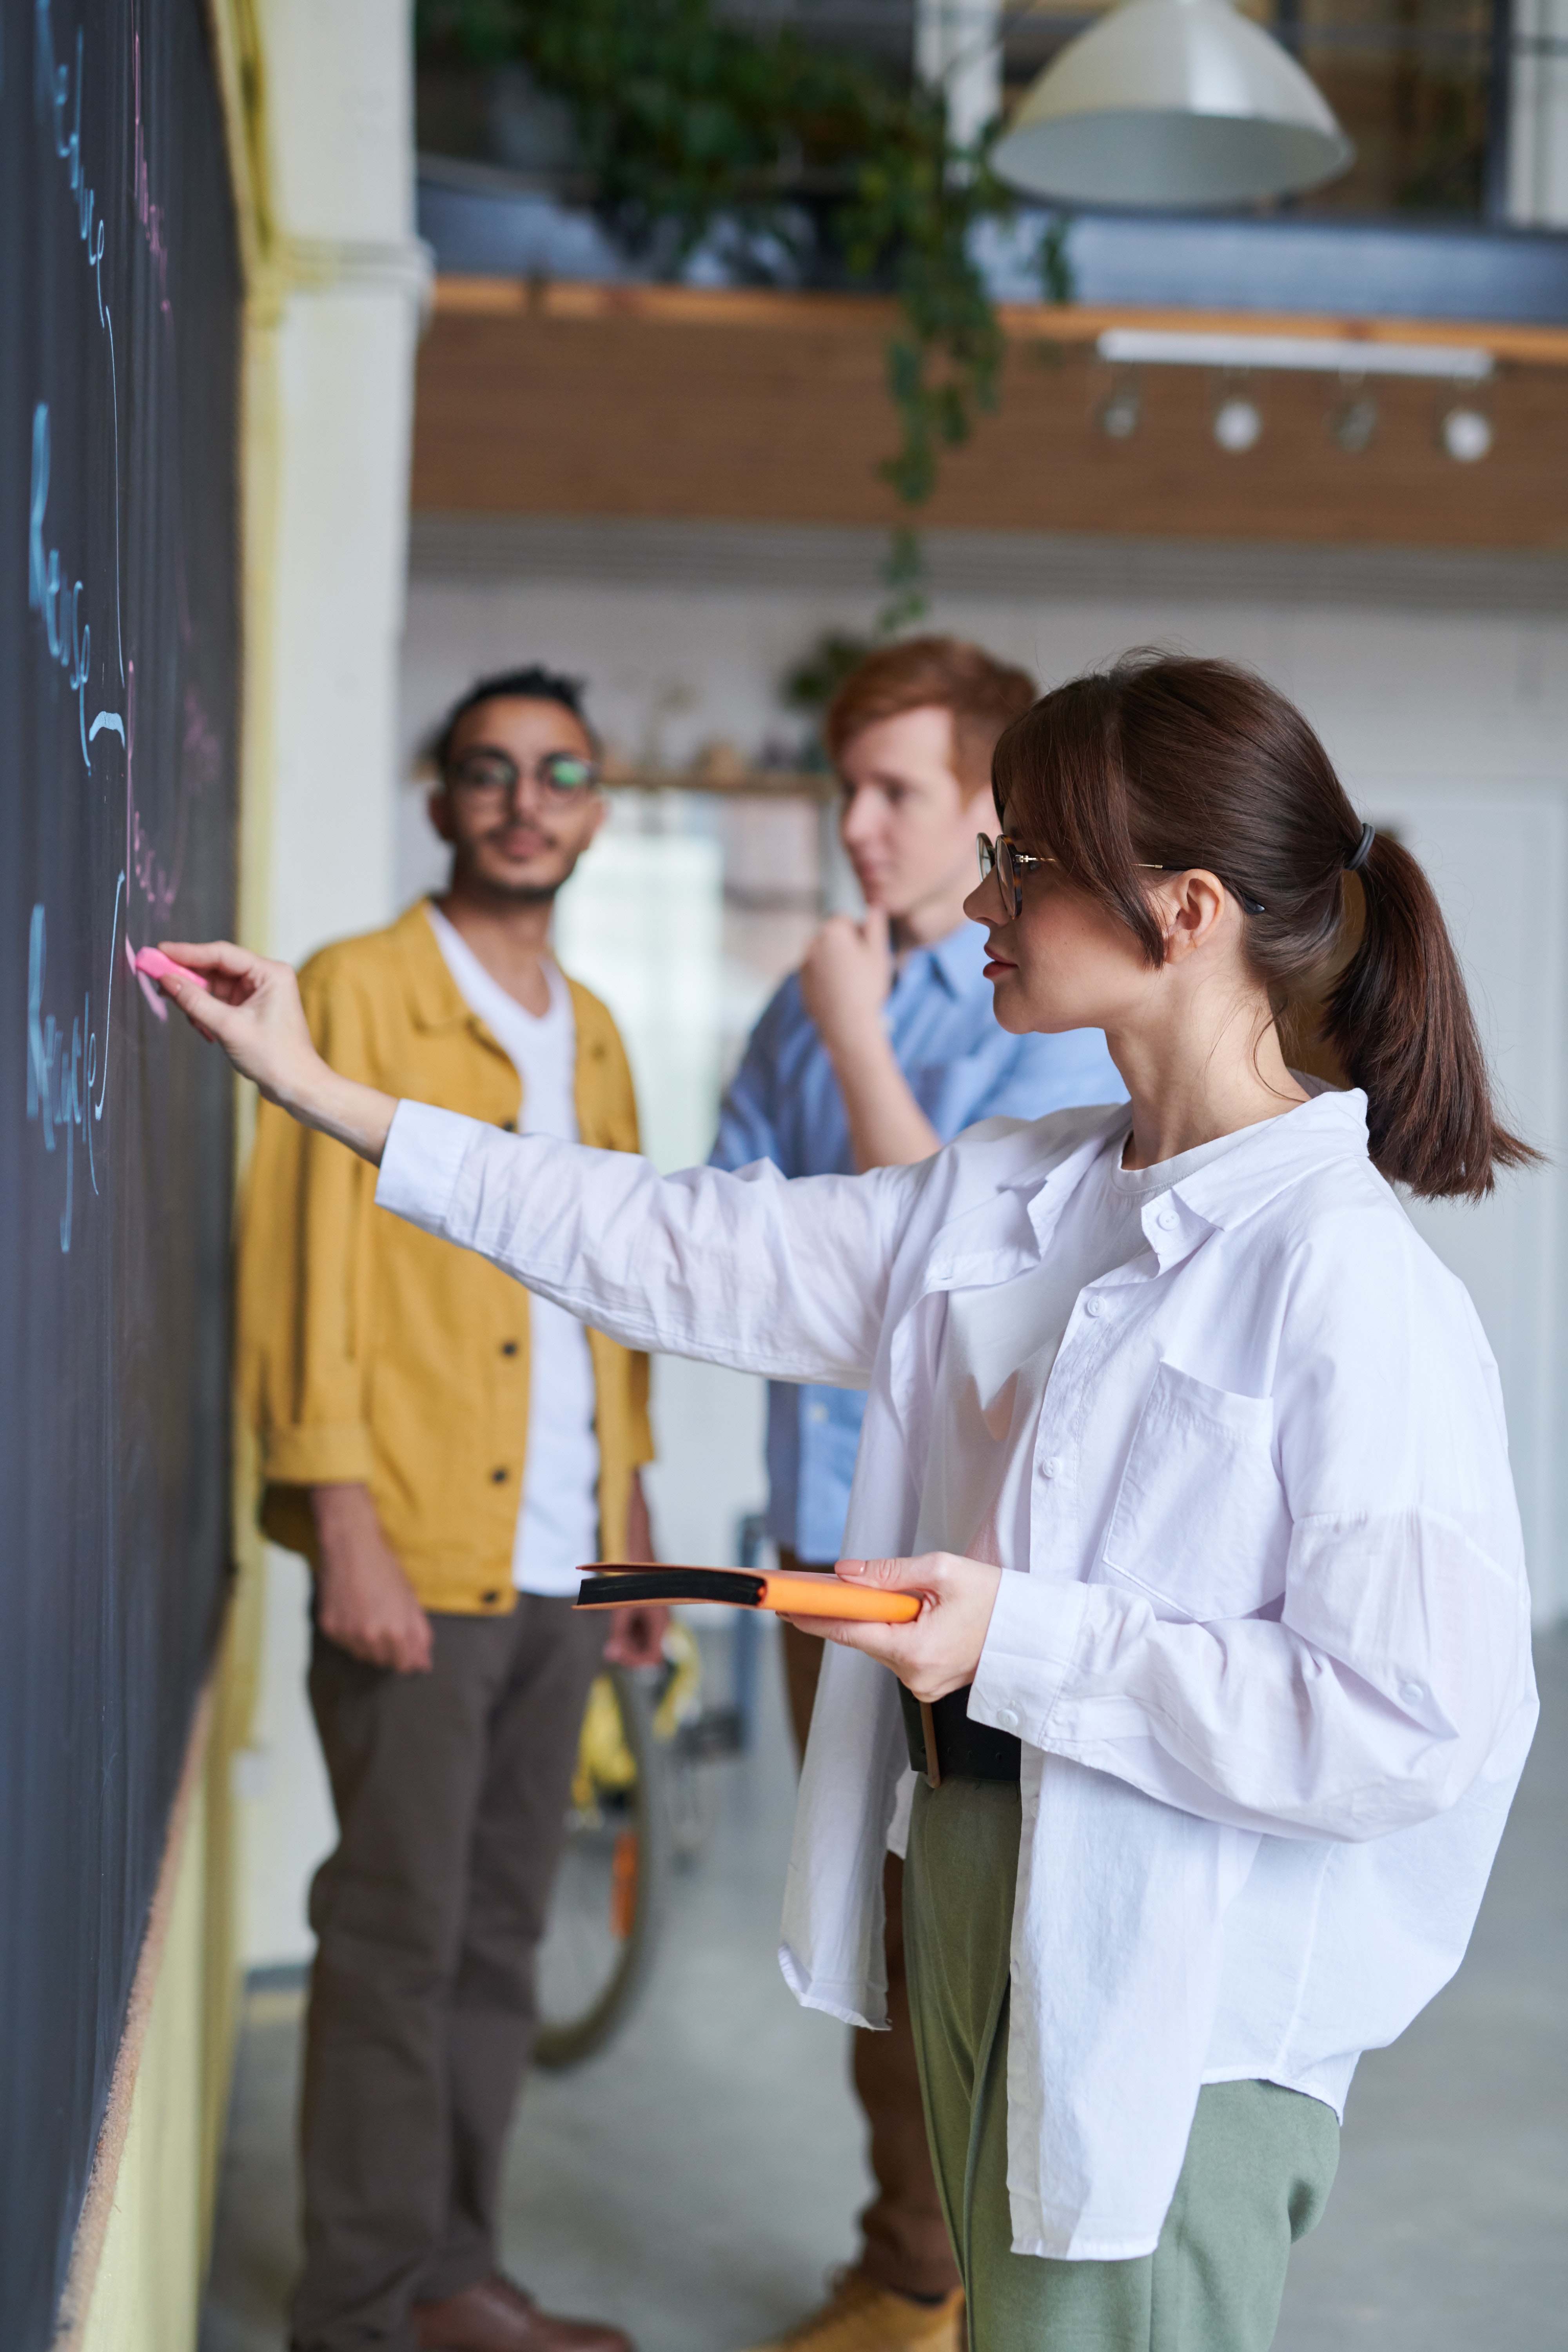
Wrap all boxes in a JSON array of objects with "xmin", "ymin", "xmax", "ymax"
[{"xmin": 376, "ymin": 1089, "xmax": 1537, "ymax": 2263}]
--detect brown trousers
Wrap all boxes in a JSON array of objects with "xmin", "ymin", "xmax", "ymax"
[
  {"xmin": 292, "ymin": 1596, "xmax": 606, "ymax": 2352},
  {"xmin": 781, "ymin": 1594, "xmax": 962, "ymax": 2305}
]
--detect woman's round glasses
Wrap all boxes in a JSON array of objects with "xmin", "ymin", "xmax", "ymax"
[
  {"xmin": 446, "ymin": 748, "xmax": 600, "ymax": 803},
  {"xmin": 976, "ymin": 833, "xmax": 1265, "ymax": 919},
  {"xmin": 976, "ymin": 833, "xmax": 1121, "ymax": 919}
]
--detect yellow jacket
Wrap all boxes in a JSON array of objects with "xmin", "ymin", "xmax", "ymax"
[{"xmin": 237, "ymin": 899, "xmax": 653, "ymax": 1615}]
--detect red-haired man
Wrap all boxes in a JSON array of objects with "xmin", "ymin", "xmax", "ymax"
[{"xmin": 712, "ymin": 639, "xmax": 1125, "ymax": 2352}]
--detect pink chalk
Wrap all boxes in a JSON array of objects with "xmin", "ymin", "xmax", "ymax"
[{"xmin": 135, "ymin": 946, "xmax": 212, "ymax": 993}]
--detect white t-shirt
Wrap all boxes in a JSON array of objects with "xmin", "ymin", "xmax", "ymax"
[
  {"xmin": 426, "ymin": 904, "xmax": 600, "ymax": 1597},
  {"xmin": 915, "ymin": 1122, "xmax": 1257, "ymax": 1573}
]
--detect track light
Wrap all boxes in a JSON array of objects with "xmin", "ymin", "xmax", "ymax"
[
  {"xmin": 1097, "ymin": 375, "xmax": 1142, "ymax": 439},
  {"xmin": 1328, "ymin": 390, "xmax": 1378, "ymax": 454},
  {"xmin": 1212, "ymin": 390, "xmax": 1262, "ymax": 452},
  {"xmin": 1077, "ymin": 329, "xmax": 1502, "ymax": 464},
  {"xmin": 1098, "ymin": 328, "xmax": 1494, "ymax": 384},
  {"xmin": 1441, "ymin": 405, "xmax": 1494, "ymax": 463}
]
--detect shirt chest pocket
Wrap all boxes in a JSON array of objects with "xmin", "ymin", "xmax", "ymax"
[{"xmin": 1100, "ymin": 1361, "xmax": 1290, "ymax": 1624}]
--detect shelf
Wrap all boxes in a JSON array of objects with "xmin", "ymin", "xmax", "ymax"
[
  {"xmin": 432, "ymin": 277, "xmax": 1568, "ymax": 369},
  {"xmin": 601, "ymin": 769, "xmax": 837, "ymax": 801}
]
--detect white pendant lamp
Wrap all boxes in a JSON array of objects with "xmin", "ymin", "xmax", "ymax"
[{"xmin": 992, "ymin": 0, "xmax": 1353, "ymax": 210}]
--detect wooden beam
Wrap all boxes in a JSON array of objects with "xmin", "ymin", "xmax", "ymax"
[
  {"xmin": 431, "ymin": 275, "xmax": 1568, "ymax": 369},
  {"xmin": 414, "ymin": 279, "xmax": 1568, "ymax": 549}
]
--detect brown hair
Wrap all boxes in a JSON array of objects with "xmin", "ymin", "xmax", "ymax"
[
  {"xmin": 992, "ymin": 652, "xmax": 1537, "ymax": 1201},
  {"xmin": 826, "ymin": 635, "xmax": 1036, "ymax": 795}
]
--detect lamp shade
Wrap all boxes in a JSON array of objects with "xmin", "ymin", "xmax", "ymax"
[{"xmin": 991, "ymin": 0, "xmax": 1353, "ymax": 209}]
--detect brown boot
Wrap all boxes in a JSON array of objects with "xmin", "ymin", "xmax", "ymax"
[{"xmin": 413, "ymin": 2273, "xmax": 635, "ymax": 2352}]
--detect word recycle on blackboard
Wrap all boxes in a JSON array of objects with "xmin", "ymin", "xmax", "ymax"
[{"xmin": 0, "ymin": 1, "xmax": 241, "ymax": 2343}]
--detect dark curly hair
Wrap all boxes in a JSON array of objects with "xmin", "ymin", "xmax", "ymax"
[{"xmin": 427, "ymin": 665, "xmax": 596, "ymax": 772}]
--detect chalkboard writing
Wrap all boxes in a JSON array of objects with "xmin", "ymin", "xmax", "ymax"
[{"xmin": 0, "ymin": 2, "xmax": 240, "ymax": 2340}]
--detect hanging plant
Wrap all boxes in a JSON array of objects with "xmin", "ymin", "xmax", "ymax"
[{"xmin": 416, "ymin": 0, "xmax": 1070, "ymax": 622}]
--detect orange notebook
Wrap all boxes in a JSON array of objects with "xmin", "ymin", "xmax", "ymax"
[{"xmin": 574, "ymin": 1565, "xmax": 921, "ymax": 1624}]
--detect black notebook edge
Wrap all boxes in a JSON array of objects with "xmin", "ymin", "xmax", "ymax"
[{"xmin": 575, "ymin": 1569, "xmax": 769, "ymax": 1609}]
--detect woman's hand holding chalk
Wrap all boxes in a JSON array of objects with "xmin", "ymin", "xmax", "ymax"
[
  {"xmin": 136, "ymin": 946, "xmax": 211, "ymax": 993},
  {"xmin": 150, "ymin": 939, "xmax": 399, "ymax": 1166}
]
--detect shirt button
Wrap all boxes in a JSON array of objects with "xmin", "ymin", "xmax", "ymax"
[
  {"xmin": 1084, "ymin": 1298, "xmax": 1104, "ymax": 1319},
  {"xmin": 807, "ymin": 1402, "xmax": 829, "ymax": 1425},
  {"xmin": 1039, "ymin": 1455, "xmax": 1062, "ymax": 1480},
  {"xmin": 501, "ymin": 1341, "xmax": 519, "ymax": 1357},
  {"xmin": 1156, "ymin": 1209, "xmax": 1179, "ymax": 1231},
  {"xmin": 491, "ymin": 1467, "xmax": 509, "ymax": 1485},
  {"xmin": 1400, "ymin": 1679, "xmax": 1425, "ymax": 1706}
]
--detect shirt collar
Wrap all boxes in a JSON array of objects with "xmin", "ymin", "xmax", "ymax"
[
  {"xmin": 1166, "ymin": 1087, "xmax": 1371, "ymax": 1232},
  {"xmin": 926, "ymin": 1106, "xmax": 1124, "ymax": 1294},
  {"xmin": 999, "ymin": 1088, "xmax": 1372, "ymax": 1264},
  {"xmin": 902, "ymin": 919, "xmax": 987, "ymax": 1002},
  {"xmin": 401, "ymin": 898, "xmax": 479, "ymax": 1033},
  {"xmin": 913, "ymin": 1093, "xmax": 1367, "ymax": 1307}
]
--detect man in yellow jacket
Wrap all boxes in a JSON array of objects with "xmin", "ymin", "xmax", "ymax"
[{"xmin": 240, "ymin": 666, "xmax": 660, "ymax": 2352}]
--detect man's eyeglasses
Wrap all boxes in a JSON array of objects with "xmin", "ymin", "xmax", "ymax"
[
  {"xmin": 976, "ymin": 833, "xmax": 1265, "ymax": 918},
  {"xmin": 445, "ymin": 748, "xmax": 601, "ymax": 803}
]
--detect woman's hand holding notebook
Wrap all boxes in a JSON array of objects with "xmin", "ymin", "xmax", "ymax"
[{"xmin": 574, "ymin": 1565, "xmax": 922, "ymax": 1623}]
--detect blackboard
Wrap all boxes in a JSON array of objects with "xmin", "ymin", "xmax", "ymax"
[{"xmin": 0, "ymin": 3, "xmax": 241, "ymax": 2341}]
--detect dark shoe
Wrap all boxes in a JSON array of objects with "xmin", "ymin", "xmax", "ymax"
[{"xmin": 413, "ymin": 2274, "xmax": 635, "ymax": 2352}]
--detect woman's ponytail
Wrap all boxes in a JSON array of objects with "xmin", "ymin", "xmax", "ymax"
[
  {"xmin": 995, "ymin": 653, "xmax": 1541, "ymax": 1203},
  {"xmin": 1323, "ymin": 833, "xmax": 1537, "ymax": 1201}
]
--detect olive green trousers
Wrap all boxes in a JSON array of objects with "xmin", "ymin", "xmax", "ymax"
[{"xmin": 903, "ymin": 1779, "xmax": 1340, "ymax": 2352}]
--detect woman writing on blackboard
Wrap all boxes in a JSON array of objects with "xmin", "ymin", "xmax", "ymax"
[{"xmin": 161, "ymin": 655, "xmax": 1538, "ymax": 2352}]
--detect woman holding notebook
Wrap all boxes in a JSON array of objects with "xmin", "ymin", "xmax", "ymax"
[{"xmin": 163, "ymin": 654, "xmax": 1537, "ymax": 2352}]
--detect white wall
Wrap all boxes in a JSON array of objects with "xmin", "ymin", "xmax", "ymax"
[
  {"xmin": 1510, "ymin": 0, "xmax": 1568, "ymax": 227},
  {"xmin": 915, "ymin": 0, "xmax": 1003, "ymax": 146},
  {"xmin": 233, "ymin": 0, "xmax": 426, "ymax": 1965},
  {"xmin": 243, "ymin": 0, "xmax": 425, "ymax": 968}
]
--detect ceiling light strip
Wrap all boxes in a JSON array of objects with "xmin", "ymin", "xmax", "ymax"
[{"xmin": 1097, "ymin": 328, "xmax": 1494, "ymax": 382}]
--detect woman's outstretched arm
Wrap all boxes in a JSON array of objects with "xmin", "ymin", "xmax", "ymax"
[
  {"xmin": 154, "ymin": 938, "xmax": 913, "ymax": 1387},
  {"xmin": 154, "ymin": 941, "xmax": 397, "ymax": 1162}
]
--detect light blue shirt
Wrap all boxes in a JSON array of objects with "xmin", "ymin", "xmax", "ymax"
[{"xmin": 708, "ymin": 922, "xmax": 1125, "ymax": 1560}]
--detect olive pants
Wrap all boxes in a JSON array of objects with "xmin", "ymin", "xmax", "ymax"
[{"xmin": 904, "ymin": 1778, "xmax": 1340, "ymax": 2352}]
